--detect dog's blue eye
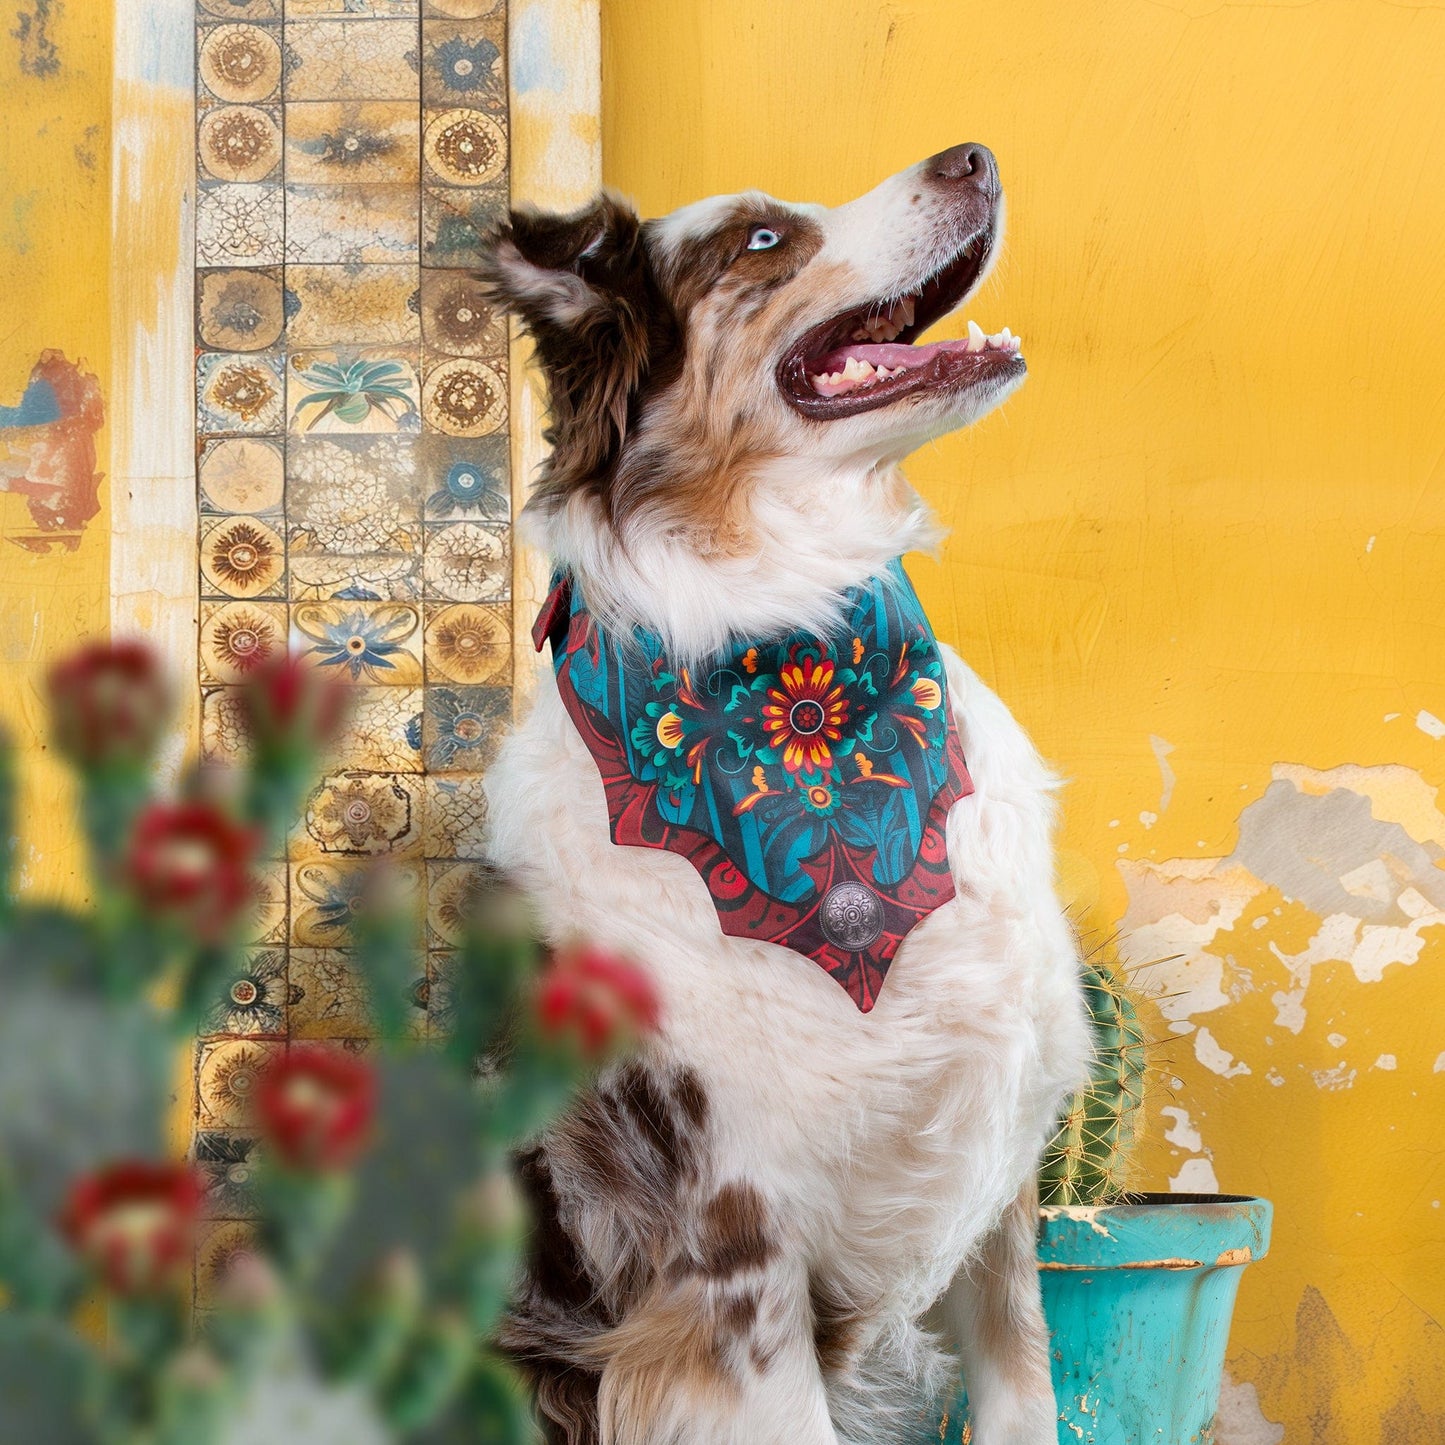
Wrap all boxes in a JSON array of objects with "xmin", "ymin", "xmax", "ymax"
[{"xmin": 747, "ymin": 227, "xmax": 781, "ymax": 251}]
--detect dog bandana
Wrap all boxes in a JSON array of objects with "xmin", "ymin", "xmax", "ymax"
[{"xmin": 533, "ymin": 561, "xmax": 973, "ymax": 1012}]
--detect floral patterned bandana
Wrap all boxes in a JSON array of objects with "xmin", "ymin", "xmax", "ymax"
[{"xmin": 533, "ymin": 561, "xmax": 974, "ymax": 1011}]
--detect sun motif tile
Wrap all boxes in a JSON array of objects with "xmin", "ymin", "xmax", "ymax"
[
  {"xmin": 286, "ymin": 0, "xmax": 416, "ymax": 15},
  {"xmin": 285, "ymin": 101, "xmax": 421, "ymax": 187},
  {"xmin": 426, "ymin": 860, "xmax": 491, "ymax": 947},
  {"xmin": 285, "ymin": 183, "xmax": 419, "ymax": 263},
  {"xmin": 422, "ymin": 107, "xmax": 506, "ymax": 187},
  {"xmin": 201, "ymin": 514, "xmax": 287, "ymax": 598},
  {"xmin": 198, "ymin": 350, "xmax": 286, "ymax": 433},
  {"xmin": 420, "ymin": 269, "xmax": 506, "ymax": 358},
  {"xmin": 199, "ymin": 0, "xmax": 279, "ymax": 20},
  {"xmin": 201, "ymin": 948, "xmax": 291, "ymax": 1037},
  {"xmin": 423, "ymin": 520, "xmax": 509, "ymax": 602},
  {"xmin": 423, "ymin": 684, "xmax": 508, "ymax": 772},
  {"xmin": 196, "ymin": 1038, "xmax": 280, "ymax": 1130},
  {"xmin": 200, "ymin": 600, "xmax": 288, "ymax": 683},
  {"xmin": 332, "ymin": 686, "xmax": 425, "ymax": 773},
  {"xmin": 199, "ymin": 103, "xmax": 282, "ymax": 183},
  {"xmin": 424, "ymin": 601, "xmax": 510, "ymax": 685},
  {"xmin": 245, "ymin": 861, "xmax": 289, "ymax": 945},
  {"xmin": 195, "ymin": 1220, "xmax": 264, "ymax": 1311},
  {"xmin": 300, "ymin": 770, "xmax": 423, "ymax": 857},
  {"xmin": 419, "ymin": 433, "xmax": 508, "ymax": 520},
  {"xmin": 199, "ymin": 436, "xmax": 285, "ymax": 513},
  {"xmin": 424, "ymin": 0, "xmax": 503, "ymax": 17},
  {"xmin": 197, "ymin": 267, "xmax": 285, "ymax": 351},
  {"xmin": 197, "ymin": 182, "xmax": 284, "ymax": 266},
  {"xmin": 284, "ymin": 264, "xmax": 421, "ymax": 347},
  {"xmin": 199, "ymin": 24, "xmax": 283, "ymax": 102},
  {"xmin": 284, "ymin": 18, "xmax": 421, "ymax": 100},
  {"xmin": 422, "ymin": 182, "xmax": 506, "ymax": 265},
  {"xmin": 288, "ymin": 346, "xmax": 421, "ymax": 435},
  {"xmin": 195, "ymin": 1132, "xmax": 263, "ymax": 1220},
  {"xmin": 288, "ymin": 948, "xmax": 376, "ymax": 1039},
  {"xmin": 287, "ymin": 435, "xmax": 420, "ymax": 550},
  {"xmin": 421, "ymin": 20, "xmax": 505, "ymax": 107},
  {"xmin": 422, "ymin": 775, "xmax": 490, "ymax": 859},
  {"xmin": 421, "ymin": 356, "xmax": 506, "ymax": 436},
  {"xmin": 291, "ymin": 599, "xmax": 424, "ymax": 685}
]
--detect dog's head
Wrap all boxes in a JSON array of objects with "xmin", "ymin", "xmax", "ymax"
[{"xmin": 479, "ymin": 145, "xmax": 1021, "ymax": 533}]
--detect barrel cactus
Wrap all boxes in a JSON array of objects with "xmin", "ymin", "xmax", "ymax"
[{"xmin": 1039, "ymin": 948, "xmax": 1149, "ymax": 1206}]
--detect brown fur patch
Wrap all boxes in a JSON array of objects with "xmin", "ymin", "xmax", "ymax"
[
  {"xmin": 810, "ymin": 1272, "xmax": 864, "ymax": 1376},
  {"xmin": 697, "ymin": 1182, "xmax": 773, "ymax": 1278}
]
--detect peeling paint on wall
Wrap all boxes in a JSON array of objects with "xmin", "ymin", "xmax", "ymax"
[{"xmin": 11, "ymin": 0, "xmax": 61, "ymax": 79}]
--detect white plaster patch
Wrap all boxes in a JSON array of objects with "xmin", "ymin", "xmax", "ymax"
[
  {"xmin": 1140, "ymin": 810, "xmax": 1158, "ymax": 829},
  {"xmin": 1434, "ymin": 1052, "xmax": 1445, "ymax": 1074},
  {"xmin": 1195, "ymin": 1026, "xmax": 1251, "ymax": 1078},
  {"xmin": 1161, "ymin": 1105, "xmax": 1204, "ymax": 1152},
  {"xmin": 1265, "ymin": 1067, "xmax": 1286, "ymax": 1087},
  {"xmin": 1312, "ymin": 1062, "xmax": 1357, "ymax": 1091},
  {"xmin": 1150, "ymin": 733, "xmax": 1177, "ymax": 813},
  {"xmin": 1326, "ymin": 1032, "xmax": 1347, "ymax": 1049},
  {"xmin": 1169, "ymin": 1156, "xmax": 1220, "ymax": 1193},
  {"xmin": 1215, "ymin": 1371, "xmax": 1286, "ymax": 1445},
  {"xmin": 1417, "ymin": 710, "xmax": 1445, "ymax": 740},
  {"xmin": 1374, "ymin": 1054, "xmax": 1397, "ymax": 1070}
]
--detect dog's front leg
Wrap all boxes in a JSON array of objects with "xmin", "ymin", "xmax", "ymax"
[{"xmin": 941, "ymin": 1179, "xmax": 1057, "ymax": 1445}]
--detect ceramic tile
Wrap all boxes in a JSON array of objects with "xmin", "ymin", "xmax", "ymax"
[
  {"xmin": 422, "ymin": 182, "xmax": 506, "ymax": 265},
  {"xmin": 422, "ymin": 520, "xmax": 509, "ymax": 602},
  {"xmin": 419, "ymin": 433, "xmax": 508, "ymax": 521},
  {"xmin": 197, "ymin": 182, "xmax": 284, "ymax": 266},
  {"xmin": 299, "ymin": 770, "xmax": 424, "ymax": 857},
  {"xmin": 421, "ymin": 355, "xmax": 506, "ymax": 436},
  {"xmin": 426, "ymin": 860, "xmax": 491, "ymax": 947},
  {"xmin": 419, "ymin": 268, "xmax": 506, "ymax": 359},
  {"xmin": 195, "ymin": 1132, "xmax": 264, "ymax": 1219},
  {"xmin": 197, "ymin": 267, "xmax": 286, "ymax": 351},
  {"xmin": 287, "ymin": 551, "xmax": 421, "ymax": 602},
  {"xmin": 195, "ymin": 1220, "xmax": 262, "ymax": 1310},
  {"xmin": 198, "ymin": 103, "xmax": 283, "ymax": 183},
  {"xmin": 422, "ymin": 774, "xmax": 489, "ymax": 859},
  {"xmin": 196, "ymin": 1038, "xmax": 280, "ymax": 1129},
  {"xmin": 287, "ymin": 346, "xmax": 421, "ymax": 435},
  {"xmin": 283, "ymin": 18, "xmax": 420, "ymax": 100},
  {"xmin": 199, "ymin": 0, "xmax": 279, "ymax": 20},
  {"xmin": 201, "ymin": 947, "xmax": 291, "ymax": 1037},
  {"xmin": 291, "ymin": 863, "xmax": 367, "ymax": 946},
  {"xmin": 327, "ymin": 686, "xmax": 424, "ymax": 772},
  {"xmin": 201, "ymin": 686, "xmax": 252, "ymax": 764},
  {"xmin": 200, "ymin": 23, "xmax": 284, "ymax": 103},
  {"xmin": 422, "ymin": 107, "xmax": 506, "ymax": 187},
  {"xmin": 198, "ymin": 350, "xmax": 287, "ymax": 433},
  {"xmin": 285, "ymin": 101, "xmax": 421, "ymax": 187},
  {"xmin": 284, "ymin": 264, "xmax": 421, "ymax": 347},
  {"xmin": 422, "ymin": 951, "xmax": 457, "ymax": 1037},
  {"xmin": 291, "ymin": 599, "xmax": 425, "ymax": 684},
  {"xmin": 201, "ymin": 514, "xmax": 287, "ymax": 598},
  {"xmin": 421, "ymin": 19, "xmax": 505, "ymax": 107},
  {"xmin": 288, "ymin": 947, "xmax": 375, "ymax": 1038},
  {"xmin": 423, "ymin": 0, "xmax": 503, "ymax": 16},
  {"xmin": 285, "ymin": 184, "xmax": 419, "ymax": 263},
  {"xmin": 199, "ymin": 600, "xmax": 289, "ymax": 683},
  {"xmin": 287, "ymin": 435, "xmax": 420, "ymax": 549},
  {"xmin": 423, "ymin": 601, "xmax": 510, "ymax": 685},
  {"xmin": 286, "ymin": 0, "xmax": 416, "ymax": 15},
  {"xmin": 246, "ymin": 861, "xmax": 290, "ymax": 944},
  {"xmin": 199, "ymin": 436, "xmax": 286, "ymax": 514},
  {"xmin": 422, "ymin": 684, "xmax": 508, "ymax": 772}
]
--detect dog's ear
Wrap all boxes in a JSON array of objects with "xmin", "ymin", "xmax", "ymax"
[{"xmin": 477, "ymin": 192, "xmax": 677, "ymax": 498}]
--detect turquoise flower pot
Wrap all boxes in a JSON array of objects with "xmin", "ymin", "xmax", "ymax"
[{"xmin": 933, "ymin": 1193, "xmax": 1273, "ymax": 1445}]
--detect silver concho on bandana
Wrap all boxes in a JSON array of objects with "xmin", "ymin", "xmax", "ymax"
[{"xmin": 818, "ymin": 882, "xmax": 885, "ymax": 952}]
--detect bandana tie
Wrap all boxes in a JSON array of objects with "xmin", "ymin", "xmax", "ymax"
[{"xmin": 534, "ymin": 561, "xmax": 973, "ymax": 1011}]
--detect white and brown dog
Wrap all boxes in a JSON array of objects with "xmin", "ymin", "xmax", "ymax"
[{"xmin": 479, "ymin": 145, "xmax": 1090, "ymax": 1445}]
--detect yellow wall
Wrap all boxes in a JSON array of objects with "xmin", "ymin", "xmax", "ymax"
[
  {"xmin": 0, "ymin": 0, "xmax": 112, "ymax": 902},
  {"xmin": 601, "ymin": 2, "xmax": 1445, "ymax": 1440}
]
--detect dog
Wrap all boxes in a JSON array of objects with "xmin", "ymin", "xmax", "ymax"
[{"xmin": 479, "ymin": 144, "xmax": 1091, "ymax": 1445}]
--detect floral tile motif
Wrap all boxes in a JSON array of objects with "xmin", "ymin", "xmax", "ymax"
[
  {"xmin": 199, "ymin": 436, "xmax": 285, "ymax": 514},
  {"xmin": 284, "ymin": 264, "xmax": 421, "ymax": 347},
  {"xmin": 422, "ymin": 775, "xmax": 489, "ymax": 859},
  {"xmin": 423, "ymin": 520, "xmax": 509, "ymax": 602},
  {"xmin": 197, "ymin": 267, "xmax": 285, "ymax": 351},
  {"xmin": 197, "ymin": 182, "xmax": 284, "ymax": 266},
  {"xmin": 201, "ymin": 948, "xmax": 291, "ymax": 1037},
  {"xmin": 287, "ymin": 435, "xmax": 420, "ymax": 550},
  {"xmin": 422, "ymin": 107, "xmax": 506, "ymax": 187},
  {"xmin": 287, "ymin": 0, "xmax": 417, "ymax": 16},
  {"xmin": 292, "ymin": 862, "xmax": 368, "ymax": 946},
  {"xmin": 199, "ymin": 24, "xmax": 283, "ymax": 103},
  {"xmin": 419, "ymin": 433, "xmax": 508, "ymax": 520},
  {"xmin": 424, "ymin": 602, "xmax": 511, "ymax": 684},
  {"xmin": 420, "ymin": 269, "xmax": 506, "ymax": 359},
  {"xmin": 245, "ymin": 861, "xmax": 289, "ymax": 945},
  {"xmin": 285, "ymin": 101, "xmax": 421, "ymax": 187},
  {"xmin": 421, "ymin": 356, "xmax": 506, "ymax": 436},
  {"xmin": 198, "ymin": 350, "xmax": 286, "ymax": 433},
  {"xmin": 196, "ymin": 1038, "xmax": 280, "ymax": 1130},
  {"xmin": 424, "ymin": 0, "xmax": 503, "ymax": 16},
  {"xmin": 291, "ymin": 600, "xmax": 424, "ymax": 685},
  {"xmin": 423, "ymin": 684, "xmax": 509, "ymax": 771},
  {"xmin": 301, "ymin": 770, "xmax": 423, "ymax": 857},
  {"xmin": 199, "ymin": 103, "xmax": 282, "ymax": 183},
  {"xmin": 195, "ymin": 1132, "xmax": 263, "ymax": 1219},
  {"xmin": 287, "ymin": 552, "xmax": 421, "ymax": 603},
  {"xmin": 288, "ymin": 948, "xmax": 374, "ymax": 1038},
  {"xmin": 288, "ymin": 347, "xmax": 421, "ymax": 435},
  {"xmin": 422, "ymin": 182, "xmax": 506, "ymax": 265},
  {"xmin": 200, "ymin": 600, "xmax": 288, "ymax": 683},
  {"xmin": 285, "ymin": 184, "xmax": 419, "ymax": 264},
  {"xmin": 201, "ymin": 514, "xmax": 287, "ymax": 598},
  {"xmin": 426, "ymin": 860, "xmax": 490, "ymax": 947},
  {"xmin": 199, "ymin": 0, "xmax": 279, "ymax": 21},
  {"xmin": 421, "ymin": 20, "xmax": 505, "ymax": 107},
  {"xmin": 283, "ymin": 18, "xmax": 421, "ymax": 101}
]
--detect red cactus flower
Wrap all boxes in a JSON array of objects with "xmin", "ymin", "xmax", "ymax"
[
  {"xmin": 58, "ymin": 1161, "xmax": 203, "ymax": 1294},
  {"xmin": 239, "ymin": 652, "xmax": 348, "ymax": 754},
  {"xmin": 256, "ymin": 1046, "xmax": 377, "ymax": 1171},
  {"xmin": 536, "ymin": 947, "xmax": 662, "ymax": 1056},
  {"xmin": 761, "ymin": 656, "xmax": 849, "ymax": 775},
  {"xmin": 47, "ymin": 641, "xmax": 171, "ymax": 769},
  {"xmin": 125, "ymin": 802, "xmax": 258, "ymax": 939}
]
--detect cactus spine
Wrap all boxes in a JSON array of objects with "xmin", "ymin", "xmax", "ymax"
[{"xmin": 1039, "ymin": 949, "xmax": 1148, "ymax": 1207}]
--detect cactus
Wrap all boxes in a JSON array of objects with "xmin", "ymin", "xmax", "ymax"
[{"xmin": 1039, "ymin": 947, "xmax": 1149, "ymax": 1207}]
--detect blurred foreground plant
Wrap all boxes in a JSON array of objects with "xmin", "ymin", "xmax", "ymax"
[{"xmin": 0, "ymin": 643, "xmax": 659, "ymax": 1443}]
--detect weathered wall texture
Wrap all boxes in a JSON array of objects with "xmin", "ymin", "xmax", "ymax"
[{"xmin": 600, "ymin": 2, "xmax": 1445, "ymax": 1440}]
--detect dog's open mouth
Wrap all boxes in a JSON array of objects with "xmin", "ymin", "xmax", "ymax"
[{"xmin": 777, "ymin": 227, "xmax": 1023, "ymax": 420}]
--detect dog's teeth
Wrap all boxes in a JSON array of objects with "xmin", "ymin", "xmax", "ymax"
[
  {"xmin": 896, "ymin": 296, "xmax": 916, "ymax": 328},
  {"xmin": 966, "ymin": 319, "xmax": 986, "ymax": 352}
]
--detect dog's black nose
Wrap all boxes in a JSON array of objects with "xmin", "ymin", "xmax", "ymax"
[{"xmin": 927, "ymin": 143, "xmax": 998, "ymax": 197}]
